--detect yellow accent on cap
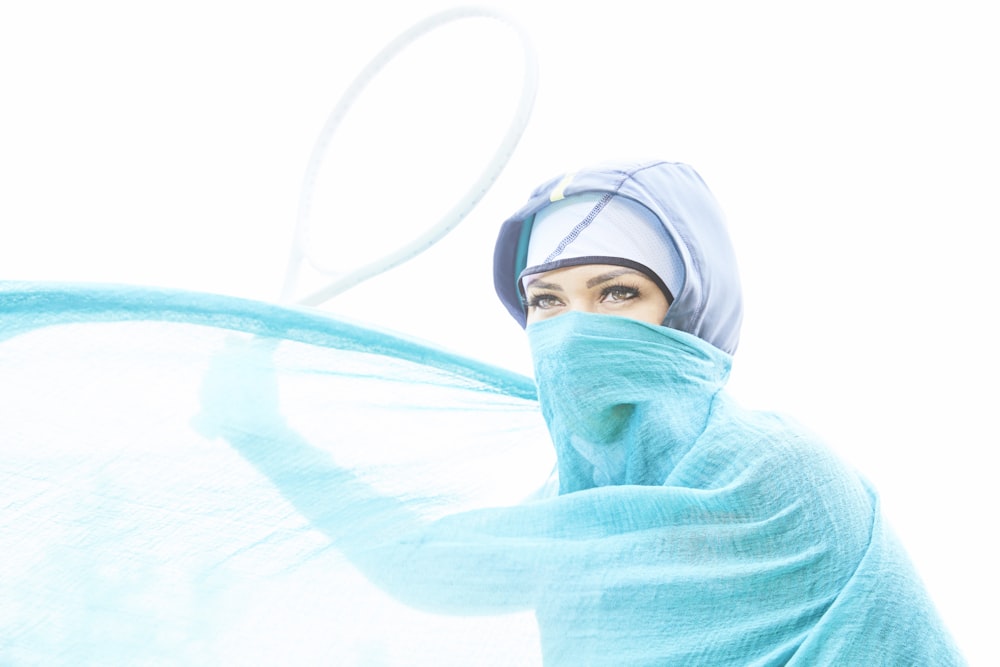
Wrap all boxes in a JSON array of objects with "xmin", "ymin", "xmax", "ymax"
[{"xmin": 549, "ymin": 172, "xmax": 576, "ymax": 202}]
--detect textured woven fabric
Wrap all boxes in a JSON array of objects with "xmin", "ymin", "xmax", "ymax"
[
  {"xmin": 0, "ymin": 283, "xmax": 965, "ymax": 665},
  {"xmin": 526, "ymin": 311, "xmax": 965, "ymax": 664}
]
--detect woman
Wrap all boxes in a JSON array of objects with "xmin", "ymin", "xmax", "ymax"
[
  {"xmin": 1, "ymin": 156, "xmax": 967, "ymax": 664},
  {"xmin": 198, "ymin": 159, "xmax": 965, "ymax": 664},
  {"xmin": 489, "ymin": 159, "xmax": 965, "ymax": 662}
]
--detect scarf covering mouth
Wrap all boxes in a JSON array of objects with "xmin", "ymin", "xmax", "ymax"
[
  {"xmin": 527, "ymin": 312, "xmax": 730, "ymax": 492},
  {"xmin": 0, "ymin": 283, "xmax": 965, "ymax": 665}
]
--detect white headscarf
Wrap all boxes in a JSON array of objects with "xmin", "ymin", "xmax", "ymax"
[{"xmin": 519, "ymin": 193, "xmax": 684, "ymax": 303}]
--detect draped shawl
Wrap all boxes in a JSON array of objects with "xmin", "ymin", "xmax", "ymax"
[{"xmin": 0, "ymin": 282, "xmax": 964, "ymax": 665}]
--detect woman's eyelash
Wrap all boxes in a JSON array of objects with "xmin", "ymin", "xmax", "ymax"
[
  {"xmin": 526, "ymin": 292, "xmax": 560, "ymax": 308},
  {"xmin": 601, "ymin": 282, "xmax": 641, "ymax": 299},
  {"xmin": 525, "ymin": 283, "xmax": 642, "ymax": 308}
]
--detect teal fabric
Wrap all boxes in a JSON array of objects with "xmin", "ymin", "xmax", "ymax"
[
  {"xmin": 0, "ymin": 283, "xmax": 964, "ymax": 665},
  {"xmin": 526, "ymin": 312, "xmax": 965, "ymax": 664}
]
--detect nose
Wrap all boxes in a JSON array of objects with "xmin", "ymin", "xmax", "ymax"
[{"xmin": 568, "ymin": 301, "xmax": 600, "ymax": 315}]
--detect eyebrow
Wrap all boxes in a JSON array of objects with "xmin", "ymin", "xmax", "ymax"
[
  {"xmin": 585, "ymin": 268, "xmax": 645, "ymax": 288},
  {"xmin": 523, "ymin": 268, "xmax": 646, "ymax": 293},
  {"xmin": 524, "ymin": 279, "xmax": 563, "ymax": 292}
]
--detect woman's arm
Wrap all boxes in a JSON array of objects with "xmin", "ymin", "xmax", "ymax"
[{"xmin": 194, "ymin": 336, "xmax": 540, "ymax": 614}]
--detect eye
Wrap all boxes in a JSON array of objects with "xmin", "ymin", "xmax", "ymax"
[
  {"xmin": 600, "ymin": 284, "xmax": 640, "ymax": 303},
  {"xmin": 526, "ymin": 293, "xmax": 564, "ymax": 310}
]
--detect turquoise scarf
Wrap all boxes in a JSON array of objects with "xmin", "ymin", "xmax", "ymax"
[
  {"xmin": 529, "ymin": 312, "xmax": 730, "ymax": 492},
  {"xmin": 0, "ymin": 284, "xmax": 964, "ymax": 665}
]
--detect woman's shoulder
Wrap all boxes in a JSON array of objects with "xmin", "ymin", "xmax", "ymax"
[
  {"xmin": 672, "ymin": 392, "xmax": 875, "ymax": 532},
  {"xmin": 703, "ymin": 393, "xmax": 864, "ymax": 483}
]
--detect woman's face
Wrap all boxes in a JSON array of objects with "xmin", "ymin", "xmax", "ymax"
[{"xmin": 523, "ymin": 264, "xmax": 670, "ymax": 325}]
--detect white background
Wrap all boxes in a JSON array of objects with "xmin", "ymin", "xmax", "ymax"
[{"xmin": 2, "ymin": 1, "xmax": 996, "ymax": 662}]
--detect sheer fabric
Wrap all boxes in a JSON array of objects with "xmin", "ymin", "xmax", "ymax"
[
  {"xmin": 1, "ymin": 282, "xmax": 549, "ymax": 665},
  {"xmin": 0, "ymin": 283, "xmax": 964, "ymax": 665}
]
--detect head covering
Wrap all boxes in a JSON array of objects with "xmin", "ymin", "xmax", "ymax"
[
  {"xmin": 518, "ymin": 192, "xmax": 684, "ymax": 305},
  {"xmin": 494, "ymin": 159, "xmax": 744, "ymax": 354}
]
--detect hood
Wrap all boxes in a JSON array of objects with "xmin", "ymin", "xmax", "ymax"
[{"xmin": 493, "ymin": 160, "xmax": 743, "ymax": 354}]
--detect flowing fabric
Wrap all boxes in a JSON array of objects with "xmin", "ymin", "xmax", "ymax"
[{"xmin": 0, "ymin": 282, "xmax": 964, "ymax": 665}]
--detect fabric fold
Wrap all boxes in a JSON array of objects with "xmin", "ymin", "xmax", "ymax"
[{"xmin": 0, "ymin": 282, "xmax": 965, "ymax": 665}]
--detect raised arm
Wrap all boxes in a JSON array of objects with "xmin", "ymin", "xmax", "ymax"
[{"xmin": 194, "ymin": 336, "xmax": 542, "ymax": 614}]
